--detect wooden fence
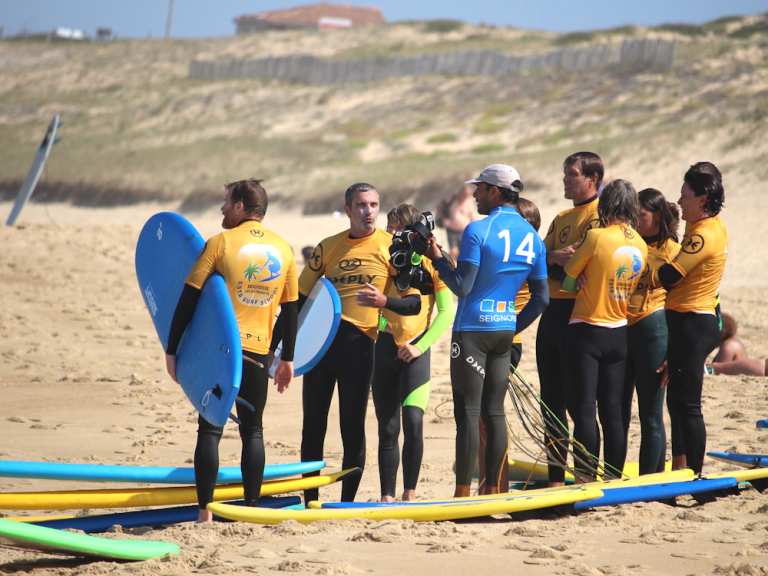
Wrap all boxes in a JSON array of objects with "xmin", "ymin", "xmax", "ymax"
[{"xmin": 189, "ymin": 38, "xmax": 676, "ymax": 84}]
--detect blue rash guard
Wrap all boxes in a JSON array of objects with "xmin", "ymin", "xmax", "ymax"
[{"xmin": 451, "ymin": 206, "xmax": 547, "ymax": 332}]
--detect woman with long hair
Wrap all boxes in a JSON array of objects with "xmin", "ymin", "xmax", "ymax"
[
  {"xmin": 562, "ymin": 179, "xmax": 648, "ymax": 480},
  {"xmin": 621, "ymin": 189, "xmax": 680, "ymax": 475},
  {"xmin": 658, "ymin": 162, "xmax": 728, "ymax": 475}
]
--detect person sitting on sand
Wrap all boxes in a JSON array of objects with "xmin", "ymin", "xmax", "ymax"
[{"xmin": 713, "ymin": 312, "xmax": 748, "ymax": 363}]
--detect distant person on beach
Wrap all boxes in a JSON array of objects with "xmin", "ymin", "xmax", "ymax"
[
  {"xmin": 165, "ymin": 179, "xmax": 298, "ymax": 522},
  {"xmin": 707, "ymin": 312, "xmax": 766, "ymax": 376},
  {"xmin": 436, "ymin": 184, "xmax": 477, "ymax": 262},
  {"xmin": 301, "ymin": 246, "xmax": 314, "ymax": 266}
]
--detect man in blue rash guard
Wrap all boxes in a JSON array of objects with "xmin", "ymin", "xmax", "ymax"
[{"xmin": 424, "ymin": 164, "xmax": 549, "ymax": 497}]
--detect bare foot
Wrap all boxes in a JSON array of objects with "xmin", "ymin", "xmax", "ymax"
[
  {"xmin": 196, "ymin": 509, "xmax": 213, "ymax": 523},
  {"xmin": 381, "ymin": 495, "xmax": 395, "ymax": 503},
  {"xmin": 401, "ymin": 489, "xmax": 415, "ymax": 501},
  {"xmin": 548, "ymin": 481, "xmax": 565, "ymax": 488}
]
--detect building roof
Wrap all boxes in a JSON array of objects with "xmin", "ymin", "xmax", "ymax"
[{"xmin": 235, "ymin": 2, "xmax": 386, "ymax": 26}]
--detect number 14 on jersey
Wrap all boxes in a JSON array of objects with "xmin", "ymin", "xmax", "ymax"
[{"xmin": 498, "ymin": 230, "xmax": 536, "ymax": 264}]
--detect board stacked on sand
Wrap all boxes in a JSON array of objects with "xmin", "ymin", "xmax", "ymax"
[
  {"xmin": 0, "ymin": 460, "xmax": 324, "ymax": 484},
  {"xmin": 0, "ymin": 469, "xmax": 357, "ymax": 510},
  {"xmin": 708, "ymin": 451, "xmax": 768, "ymax": 468},
  {"xmin": 208, "ymin": 489, "xmax": 605, "ymax": 524},
  {"xmin": 0, "ymin": 518, "xmax": 178, "ymax": 561},
  {"xmin": 29, "ymin": 496, "xmax": 301, "ymax": 533}
]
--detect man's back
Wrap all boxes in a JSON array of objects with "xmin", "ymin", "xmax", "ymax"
[{"xmin": 455, "ymin": 206, "xmax": 547, "ymax": 332}]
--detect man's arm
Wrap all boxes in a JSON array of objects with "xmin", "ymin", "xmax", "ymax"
[
  {"xmin": 514, "ymin": 278, "xmax": 549, "ymax": 333},
  {"xmin": 356, "ymin": 283, "xmax": 421, "ymax": 316},
  {"xmin": 431, "ymin": 259, "xmax": 479, "ymax": 298},
  {"xmin": 165, "ymin": 284, "xmax": 202, "ymax": 383}
]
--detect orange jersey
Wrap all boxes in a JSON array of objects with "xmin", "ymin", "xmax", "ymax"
[
  {"xmin": 543, "ymin": 197, "xmax": 600, "ymax": 299},
  {"xmin": 299, "ymin": 228, "xmax": 416, "ymax": 340},
  {"xmin": 383, "ymin": 258, "xmax": 448, "ymax": 347},
  {"xmin": 564, "ymin": 224, "xmax": 648, "ymax": 328},
  {"xmin": 512, "ymin": 281, "xmax": 530, "ymax": 344},
  {"xmin": 627, "ymin": 238, "xmax": 680, "ymax": 326},
  {"xmin": 666, "ymin": 215, "xmax": 728, "ymax": 314},
  {"xmin": 185, "ymin": 220, "xmax": 298, "ymax": 354}
]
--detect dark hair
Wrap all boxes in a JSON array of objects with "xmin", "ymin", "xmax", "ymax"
[
  {"xmin": 227, "ymin": 179, "xmax": 268, "ymax": 218},
  {"xmin": 684, "ymin": 162, "xmax": 725, "ymax": 215},
  {"xmin": 301, "ymin": 245, "xmax": 314, "ymax": 261},
  {"xmin": 345, "ymin": 182, "xmax": 377, "ymax": 208},
  {"xmin": 496, "ymin": 179, "xmax": 523, "ymax": 205},
  {"xmin": 386, "ymin": 203, "xmax": 421, "ymax": 227},
  {"xmin": 720, "ymin": 312, "xmax": 738, "ymax": 342},
  {"xmin": 638, "ymin": 188, "xmax": 679, "ymax": 246},
  {"xmin": 514, "ymin": 197, "xmax": 541, "ymax": 231},
  {"xmin": 564, "ymin": 151, "xmax": 604, "ymax": 188},
  {"xmin": 598, "ymin": 179, "xmax": 639, "ymax": 229}
]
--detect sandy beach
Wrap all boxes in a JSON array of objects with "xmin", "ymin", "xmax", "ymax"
[{"xmin": 0, "ymin": 182, "xmax": 767, "ymax": 576}]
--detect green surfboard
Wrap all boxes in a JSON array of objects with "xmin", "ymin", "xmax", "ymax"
[{"xmin": 0, "ymin": 518, "xmax": 179, "ymax": 561}]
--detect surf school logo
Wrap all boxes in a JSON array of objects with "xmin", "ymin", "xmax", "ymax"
[
  {"xmin": 681, "ymin": 234, "xmax": 704, "ymax": 255},
  {"xmin": 250, "ymin": 229, "xmax": 264, "ymax": 238},
  {"xmin": 608, "ymin": 246, "xmax": 644, "ymax": 301},
  {"xmin": 584, "ymin": 218, "xmax": 600, "ymax": 232},
  {"xmin": 451, "ymin": 342, "xmax": 460, "ymax": 358},
  {"xmin": 559, "ymin": 226, "xmax": 571, "ymax": 244},
  {"xmin": 308, "ymin": 244, "xmax": 323, "ymax": 272},
  {"xmin": 236, "ymin": 244, "xmax": 283, "ymax": 307},
  {"xmin": 339, "ymin": 258, "xmax": 362, "ymax": 271}
]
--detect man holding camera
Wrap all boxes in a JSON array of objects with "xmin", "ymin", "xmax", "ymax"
[
  {"xmin": 289, "ymin": 183, "xmax": 421, "ymax": 504},
  {"xmin": 425, "ymin": 164, "xmax": 549, "ymax": 497}
]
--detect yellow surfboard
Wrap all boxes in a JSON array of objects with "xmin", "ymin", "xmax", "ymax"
[
  {"xmin": 307, "ymin": 469, "xmax": 696, "ymax": 509},
  {"xmin": 0, "ymin": 469, "xmax": 357, "ymax": 511},
  {"xmin": 208, "ymin": 489, "xmax": 604, "ymax": 524},
  {"xmin": 508, "ymin": 457, "xmax": 673, "ymax": 482}
]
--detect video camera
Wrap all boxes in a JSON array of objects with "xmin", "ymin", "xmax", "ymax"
[{"xmin": 389, "ymin": 212, "xmax": 436, "ymax": 294}]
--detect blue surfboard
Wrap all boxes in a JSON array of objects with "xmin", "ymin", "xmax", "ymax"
[
  {"xmin": 707, "ymin": 452, "xmax": 768, "ymax": 468},
  {"xmin": 136, "ymin": 213, "xmax": 241, "ymax": 427},
  {"xmin": 270, "ymin": 278, "xmax": 341, "ymax": 377},
  {"xmin": 756, "ymin": 420, "xmax": 768, "ymax": 429},
  {"xmin": 573, "ymin": 477, "xmax": 737, "ymax": 509},
  {"xmin": 0, "ymin": 460, "xmax": 324, "ymax": 485},
  {"xmin": 32, "ymin": 496, "xmax": 300, "ymax": 533}
]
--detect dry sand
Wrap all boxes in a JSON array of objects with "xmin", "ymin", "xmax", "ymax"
[{"xmin": 1, "ymin": 193, "xmax": 767, "ymax": 576}]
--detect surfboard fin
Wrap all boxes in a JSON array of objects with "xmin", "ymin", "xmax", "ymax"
[
  {"xmin": 228, "ymin": 413, "xmax": 242, "ymax": 425},
  {"xmin": 747, "ymin": 477, "xmax": 768, "ymax": 493}
]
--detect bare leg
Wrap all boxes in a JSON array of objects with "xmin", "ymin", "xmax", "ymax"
[
  {"xmin": 672, "ymin": 454, "xmax": 687, "ymax": 470},
  {"xmin": 548, "ymin": 481, "xmax": 565, "ymax": 487},
  {"xmin": 712, "ymin": 358, "xmax": 767, "ymax": 377}
]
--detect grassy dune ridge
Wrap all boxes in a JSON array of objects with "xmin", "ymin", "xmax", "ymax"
[{"xmin": 0, "ymin": 15, "xmax": 766, "ymax": 214}]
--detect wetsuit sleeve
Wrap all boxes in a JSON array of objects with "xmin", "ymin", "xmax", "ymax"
[
  {"xmin": 298, "ymin": 242, "xmax": 325, "ymax": 297},
  {"xmin": 432, "ymin": 259, "xmax": 479, "ymax": 299},
  {"xmin": 563, "ymin": 230, "xmax": 598, "ymax": 293},
  {"xmin": 543, "ymin": 217, "xmax": 564, "ymax": 279},
  {"xmin": 278, "ymin": 300, "xmax": 298, "ymax": 362},
  {"xmin": 530, "ymin": 236, "xmax": 548, "ymax": 281},
  {"xmin": 270, "ymin": 293, "xmax": 308, "ymax": 353},
  {"xmin": 166, "ymin": 284, "xmax": 202, "ymax": 355},
  {"xmin": 514, "ymin": 278, "xmax": 549, "ymax": 334},
  {"xmin": 384, "ymin": 294, "xmax": 421, "ymax": 316},
  {"xmin": 658, "ymin": 263, "xmax": 684, "ymax": 291},
  {"xmin": 415, "ymin": 288, "xmax": 454, "ymax": 354}
]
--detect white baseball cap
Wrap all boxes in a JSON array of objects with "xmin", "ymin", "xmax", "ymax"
[{"xmin": 465, "ymin": 164, "xmax": 522, "ymax": 191}]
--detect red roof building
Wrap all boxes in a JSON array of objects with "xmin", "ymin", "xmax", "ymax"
[{"xmin": 234, "ymin": 2, "xmax": 386, "ymax": 33}]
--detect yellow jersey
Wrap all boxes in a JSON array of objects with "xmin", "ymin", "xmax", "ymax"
[
  {"xmin": 543, "ymin": 197, "xmax": 600, "ymax": 299},
  {"xmin": 626, "ymin": 238, "xmax": 680, "ymax": 326},
  {"xmin": 299, "ymin": 228, "xmax": 416, "ymax": 340},
  {"xmin": 564, "ymin": 224, "xmax": 648, "ymax": 328},
  {"xmin": 185, "ymin": 220, "xmax": 298, "ymax": 354},
  {"xmin": 383, "ymin": 258, "xmax": 448, "ymax": 347},
  {"xmin": 512, "ymin": 281, "xmax": 530, "ymax": 344},
  {"xmin": 666, "ymin": 215, "xmax": 728, "ymax": 315}
]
